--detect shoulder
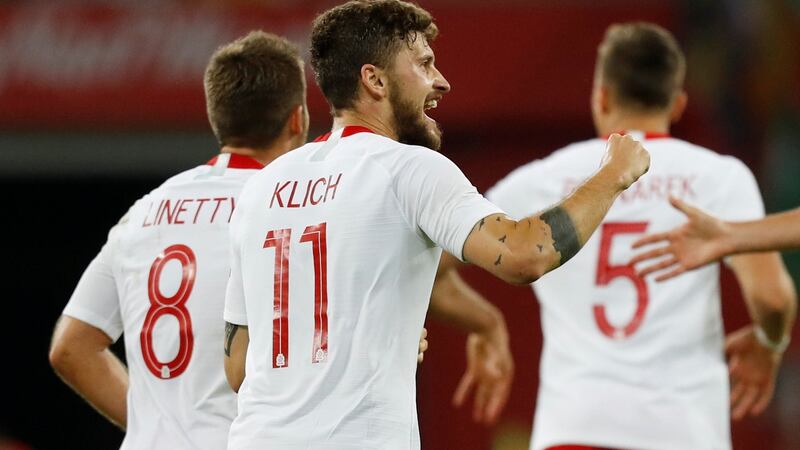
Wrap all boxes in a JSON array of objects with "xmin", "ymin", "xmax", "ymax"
[
  {"xmin": 659, "ymin": 138, "xmax": 753, "ymax": 176},
  {"xmin": 491, "ymin": 139, "xmax": 600, "ymax": 189}
]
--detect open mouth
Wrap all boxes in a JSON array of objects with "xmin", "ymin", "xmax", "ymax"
[{"xmin": 423, "ymin": 99, "xmax": 439, "ymax": 122}]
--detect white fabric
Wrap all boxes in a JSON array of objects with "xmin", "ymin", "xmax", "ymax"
[
  {"xmin": 224, "ymin": 130, "xmax": 502, "ymax": 449},
  {"xmin": 486, "ymin": 133, "xmax": 764, "ymax": 450},
  {"xmin": 63, "ymin": 158, "xmax": 260, "ymax": 450}
]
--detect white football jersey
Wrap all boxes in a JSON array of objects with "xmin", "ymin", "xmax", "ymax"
[
  {"xmin": 224, "ymin": 126, "xmax": 501, "ymax": 450},
  {"xmin": 63, "ymin": 154, "xmax": 265, "ymax": 450},
  {"xmin": 487, "ymin": 132, "xmax": 764, "ymax": 450}
]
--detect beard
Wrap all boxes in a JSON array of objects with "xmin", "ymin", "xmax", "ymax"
[{"xmin": 388, "ymin": 82, "xmax": 443, "ymax": 151}]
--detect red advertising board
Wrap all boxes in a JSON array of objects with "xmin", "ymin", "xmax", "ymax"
[{"xmin": 0, "ymin": 3, "xmax": 675, "ymax": 131}]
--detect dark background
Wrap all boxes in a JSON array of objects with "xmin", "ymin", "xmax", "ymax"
[{"xmin": 2, "ymin": 1, "xmax": 800, "ymax": 449}]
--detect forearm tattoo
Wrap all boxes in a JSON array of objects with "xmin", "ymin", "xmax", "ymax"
[
  {"xmin": 539, "ymin": 206, "xmax": 580, "ymax": 265},
  {"xmin": 224, "ymin": 322, "xmax": 239, "ymax": 357}
]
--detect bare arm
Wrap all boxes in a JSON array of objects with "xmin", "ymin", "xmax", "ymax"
[
  {"xmin": 224, "ymin": 322, "xmax": 249, "ymax": 392},
  {"xmin": 633, "ymin": 198, "xmax": 800, "ymax": 281},
  {"xmin": 725, "ymin": 252, "xmax": 797, "ymax": 420},
  {"xmin": 49, "ymin": 315, "xmax": 128, "ymax": 429},
  {"xmin": 464, "ymin": 134, "xmax": 650, "ymax": 284},
  {"xmin": 428, "ymin": 253, "xmax": 513, "ymax": 424},
  {"xmin": 724, "ymin": 208, "xmax": 800, "ymax": 253}
]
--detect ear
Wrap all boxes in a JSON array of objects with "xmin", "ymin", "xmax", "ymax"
[
  {"xmin": 359, "ymin": 64, "xmax": 387, "ymax": 101},
  {"xmin": 670, "ymin": 90, "xmax": 688, "ymax": 124},
  {"xmin": 597, "ymin": 84, "xmax": 611, "ymax": 114},
  {"xmin": 288, "ymin": 105, "xmax": 305, "ymax": 135}
]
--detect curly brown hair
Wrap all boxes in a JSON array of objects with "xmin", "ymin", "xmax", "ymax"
[
  {"xmin": 204, "ymin": 31, "xmax": 305, "ymax": 148},
  {"xmin": 597, "ymin": 22, "xmax": 686, "ymax": 111},
  {"xmin": 310, "ymin": 0, "xmax": 438, "ymax": 112}
]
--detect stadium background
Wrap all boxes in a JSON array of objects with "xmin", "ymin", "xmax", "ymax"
[{"xmin": 2, "ymin": 0, "xmax": 799, "ymax": 448}]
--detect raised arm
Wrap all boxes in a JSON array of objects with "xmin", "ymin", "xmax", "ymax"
[
  {"xmin": 632, "ymin": 198, "xmax": 800, "ymax": 281},
  {"xmin": 463, "ymin": 134, "xmax": 650, "ymax": 284},
  {"xmin": 428, "ymin": 252, "xmax": 513, "ymax": 424},
  {"xmin": 725, "ymin": 252, "xmax": 796, "ymax": 420},
  {"xmin": 49, "ymin": 316, "xmax": 129, "ymax": 429}
]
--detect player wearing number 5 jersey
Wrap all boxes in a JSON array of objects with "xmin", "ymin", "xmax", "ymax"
[
  {"xmin": 48, "ymin": 32, "xmax": 309, "ymax": 449},
  {"xmin": 483, "ymin": 23, "xmax": 796, "ymax": 450},
  {"xmin": 223, "ymin": 2, "xmax": 650, "ymax": 449}
]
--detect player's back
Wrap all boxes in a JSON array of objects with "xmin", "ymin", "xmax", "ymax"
[
  {"xmin": 487, "ymin": 132, "xmax": 764, "ymax": 450},
  {"xmin": 225, "ymin": 127, "xmax": 499, "ymax": 449},
  {"xmin": 104, "ymin": 155, "xmax": 261, "ymax": 449}
]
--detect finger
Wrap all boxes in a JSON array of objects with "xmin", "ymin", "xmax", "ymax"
[
  {"xmin": 730, "ymin": 381, "xmax": 745, "ymax": 407},
  {"xmin": 635, "ymin": 256, "xmax": 679, "ymax": 278},
  {"xmin": 653, "ymin": 265, "xmax": 686, "ymax": 282},
  {"xmin": 629, "ymin": 246, "xmax": 671, "ymax": 266},
  {"xmin": 452, "ymin": 372, "xmax": 475, "ymax": 407},
  {"xmin": 418, "ymin": 338, "xmax": 428, "ymax": 354},
  {"xmin": 727, "ymin": 355, "xmax": 740, "ymax": 376},
  {"xmin": 421, "ymin": 327, "xmax": 427, "ymax": 339},
  {"xmin": 632, "ymin": 232, "xmax": 671, "ymax": 249},
  {"xmin": 473, "ymin": 380, "xmax": 491, "ymax": 423},
  {"xmin": 483, "ymin": 378, "xmax": 512, "ymax": 424},
  {"xmin": 669, "ymin": 196, "xmax": 695, "ymax": 217},
  {"xmin": 732, "ymin": 386, "xmax": 759, "ymax": 421},
  {"xmin": 750, "ymin": 381, "xmax": 775, "ymax": 416}
]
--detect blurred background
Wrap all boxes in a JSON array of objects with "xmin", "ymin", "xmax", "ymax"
[{"xmin": 2, "ymin": 0, "xmax": 799, "ymax": 448}]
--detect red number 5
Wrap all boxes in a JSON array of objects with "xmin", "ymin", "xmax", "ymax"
[
  {"xmin": 593, "ymin": 222, "xmax": 649, "ymax": 339},
  {"xmin": 140, "ymin": 244, "xmax": 196, "ymax": 379}
]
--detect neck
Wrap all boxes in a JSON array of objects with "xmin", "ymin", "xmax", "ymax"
[
  {"xmin": 220, "ymin": 142, "xmax": 291, "ymax": 166},
  {"xmin": 332, "ymin": 106, "xmax": 398, "ymax": 141},
  {"xmin": 597, "ymin": 109, "xmax": 671, "ymax": 137}
]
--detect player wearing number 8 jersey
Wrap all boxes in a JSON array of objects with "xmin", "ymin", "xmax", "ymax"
[
  {"xmin": 48, "ymin": 32, "xmax": 309, "ymax": 449},
  {"xmin": 223, "ymin": 2, "xmax": 650, "ymax": 449},
  {"xmin": 482, "ymin": 23, "xmax": 796, "ymax": 450}
]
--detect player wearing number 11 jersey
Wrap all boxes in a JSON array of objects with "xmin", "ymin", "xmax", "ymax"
[
  {"xmin": 223, "ymin": 2, "xmax": 651, "ymax": 449},
  {"xmin": 482, "ymin": 23, "xmax": 796, "ymax": 450},
  {"xmin": 49, "ymin": 32, "xmax": 309, "ymax": 449}
]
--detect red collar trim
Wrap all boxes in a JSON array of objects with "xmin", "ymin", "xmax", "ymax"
[
  {"xmin": 603, "ymin": 131, "xmax": 671, "ymax": 140},
  {"xmin": 313, "ymin": 126, "xmax": 375, "ymax": 142},
  {"xmin": 206, "ymin": 154, "xmax": 265, "ymax": 169}
]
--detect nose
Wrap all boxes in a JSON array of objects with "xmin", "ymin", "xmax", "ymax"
[{"xmin": 432, "ymin": 66, "xmax": 451, "ymax": 93}]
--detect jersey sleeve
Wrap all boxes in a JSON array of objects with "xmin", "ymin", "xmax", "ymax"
[
  {"xmin": 224, "ymin": 207, "xmax": 248, "ymax": 326},
  {"xmin": 390, "ymin": 147, "xmax": 504, "ymax": 262},
  {"xmin": 707, "ymin": 158, "xmax": 765, "ymax": 221},
  {"xmin": 62, "ymin": 233, "xmax": 124, "ymax": 342}
]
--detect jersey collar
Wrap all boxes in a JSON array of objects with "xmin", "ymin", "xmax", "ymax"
[
  {"xmin": 313, "ymin": 126, "xmax": 375, "ymax": 142},
  {"xmin": 206, "ymin": 153, "xmax": 265, "ymax": 170},
  {"xmin": 603, "ymin": 130, "xmax": 671, "ymax": 140}
]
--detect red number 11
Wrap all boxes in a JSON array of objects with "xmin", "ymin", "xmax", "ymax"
[{"xmin": 263, "ymin": 222, "xmax": 329, "ymax": 369}]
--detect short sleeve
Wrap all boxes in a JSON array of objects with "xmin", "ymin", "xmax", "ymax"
[
  {"xmin": 708, "ymin": 158, "xmax": 765, "ymax": 221},
  {"xmin": 391, "ymin": 147, "xmax": 504, "ymax": 262},
  {"xmin": 62, "ymin": 239, "xmax": 124, "ymax": 342},
  {"xmin": 224, "ymin": 207, "xmax": 248, "ymax": 325},
  {"xmin": 485, "ymin": 160, "xmax": 554, "ymax": 220}
]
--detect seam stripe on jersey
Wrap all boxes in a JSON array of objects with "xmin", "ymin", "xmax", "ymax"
[
  {"xmin": 206, "ymin": 154, "xmax": 265, "ymax": 170},
  {"xmin": 313, "ymin": 125, "xmax": 375, "ymax": 142}
]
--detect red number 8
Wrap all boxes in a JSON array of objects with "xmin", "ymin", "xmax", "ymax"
[{"xmin": 140, "ymin": 244, "xmax": 196, "ymax": 379}]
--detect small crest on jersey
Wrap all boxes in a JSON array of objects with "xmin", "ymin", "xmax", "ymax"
[
  {"xmin": 160, "ymin": 365, "xmax": 170, "ymax": 379},
  {"xmin": 315, "ymin": 349, "xmax": 327, "ymax": 363},
  {"xmin": 276, "ymin": 353, "xmax": 286, "ymax": 367}
]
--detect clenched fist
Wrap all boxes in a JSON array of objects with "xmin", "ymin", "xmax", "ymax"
[{"xmin": 601, "ymin": 133, "xmax": 650, "ymax": 190}]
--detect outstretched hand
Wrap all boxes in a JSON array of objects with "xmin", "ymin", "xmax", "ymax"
[
  {"xmin": 726, "ymin": 326, "xmax": 781, "ymax": 420},
  {"xmin": 452, "ymin": 332, "xmax": 514, "ymax": 425},
  {"xmin": 630, "ymin": 196, "xmax": 731, "ymax": 281}
]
